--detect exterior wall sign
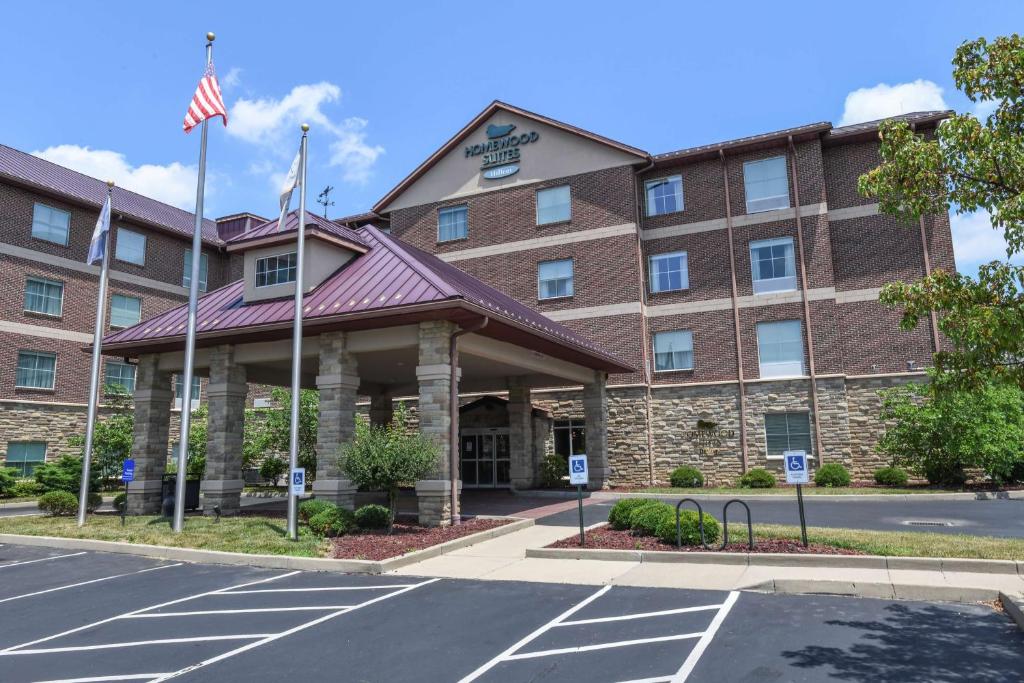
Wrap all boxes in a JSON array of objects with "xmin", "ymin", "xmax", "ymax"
[
  {"xmin": 465, "ymin": 123, "xmax": 540, "ymax": 180},
  {"xmin": 685, "ymin": 419, "xmax": 736, "ymax": 457}
]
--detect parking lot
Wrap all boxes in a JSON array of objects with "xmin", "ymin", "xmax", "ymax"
[{"xmin": 0, "ymin": 543, "xmax": 1020, "ymax": 682}]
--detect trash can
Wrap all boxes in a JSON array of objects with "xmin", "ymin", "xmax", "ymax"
[{"xmin": 161, "ymin": 474, "xmax": 201, "ymax": 511}]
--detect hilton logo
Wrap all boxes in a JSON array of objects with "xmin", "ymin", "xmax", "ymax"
[{"xmin": 464, "ymin": 122, "xmax": 540, "ymax": 178}]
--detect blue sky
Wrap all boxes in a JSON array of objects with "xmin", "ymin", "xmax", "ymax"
[{"xmin": 0, "ymin": 1, "xmax": 1017, "ymax": 275}]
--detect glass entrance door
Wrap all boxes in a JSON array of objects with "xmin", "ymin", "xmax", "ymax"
[{"xmin": 460, "ymin": 430, "xmax": 511, "ymax": 488}]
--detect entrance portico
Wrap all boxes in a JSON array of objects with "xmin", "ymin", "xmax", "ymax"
[{"xmin": 103, "ymin": 214, "xmax": 629, "ymax": 526}]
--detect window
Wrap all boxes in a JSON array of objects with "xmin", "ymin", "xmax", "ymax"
[
  {"xmin": 765, "ymin": 413, "xmax": 812, "ymax": 459},
  {"xmin": 536, "ymin": 185, "xmax": 571, "ymax": 225},
  {"xmin": 110, "ymin": 294, "xmax": 141, "ymax": 328},
  {"xmin": 653, "ymin": 330, "xmax": 694, "ymax": 372},
  {"xmin": 16, "ymin": 351, "xmax": 56, "ymax": 389},
  {"xmin": 115, "ymin": 228, "xmax": 146, "ymax": 265},
  {"xmin": 174, "ymin": 374, "xmax": 202, "ymax": 411},
  {"xmin": 24, "ymin": 277, "xmax": 64, "ymax": 316},
  {"xmin": 104, "ymin": 360, "xmax": 136, "ymax": 394},
  {"xmin": 743, "ymin": 156, "xmax": 790, "ymax": 213},
  {"xmin": 645, "ymin": 175, "xmax": 683, "ymax": 216},
  {"xmin": 5, "ymin": 442, "xmax": 46, "ymax": 477},
  {"xmin": 255, "ymin": 252, "xmax": 298, "ymax": 288},
  {"xmin": 438, "ymin": 205, "xmax": 468, "ymax": 242},
  {"xmin": 538, "ymin": 259, "xmax": 574, "ymax": 299},
  {"xmin": 749, "ymin": 237, "xmax": 796, "ymax": 294},
  {"xmin": 31, "ymin": 203, "xmax": 70, "ymax": 245},
  {"xmin": 649, "ymin": 251, "xmax": 689, "ymax": 293},
  {"xmin": 183, "ymin": 249, "xmax": 209, "ymax": 292},
  {"xmin": 757, "ymin": 320, "xmax": 804, "ymax": 378},
  {"xmin": 553, "ymin": 419, "xmax": 586, "ymax": 458}
]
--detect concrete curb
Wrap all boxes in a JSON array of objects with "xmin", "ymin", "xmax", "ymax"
[
  {"xmin": 242, "ymin": 491, "xmax": 288, "ymax": 499},
  {"xmin": 524, "ymin": 546, "xmax": 1023, "ymax": 574},
  {"xmin": 596, "ymin": 489, "xmax": 1024, "ymax": 503},
  {"xmin": 512, "ymin": 489, "xmax": 592, "ymax": 500},
  {"xmin": 748, "ymin": 578, "xmax": 1005, "ymax": 603},
  {"xmin": 1000, "ymin": 592, "xmax": 1024, "ymax": 631},
  {"xmin": 0, "ymin": 496, "xmax": 117, "ymax": 512},
  {"xmin": 0, "ymin": 516, "xmax": 534, "ymax": 575}
]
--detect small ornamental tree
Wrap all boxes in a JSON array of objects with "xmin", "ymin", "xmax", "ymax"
[
  {"xmin": 338, "ymin": 403, "xmax": 440, "ymax": 527},
  {"xmin": 254, "ymin": 388, "xmax": 320, "ymax": 478},
  {"xmin": 259, "ymin": 456, "xmax": 288, "ymax": 486},
  {"xmin": 67, "ymin": 384, "xmax": 134, "ymax": 486}
]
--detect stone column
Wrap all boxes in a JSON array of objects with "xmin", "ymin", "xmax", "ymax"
[
  {"xmin": 415, "ymin": 320, "xmax": 458, "ymax": 526},
  {"xmin": 202, "ymin": 345, "xmax": 247, "ymax": 515},
  {"xmin": 583, "ymin": 373, "xmax": 610, "ymax": 489},
  {"xmin": 314, "ymin": 331, "xmax": 360, "ymax": 509},
  {"xmin": 508, "ymin": 377, "xmax": 534, "ymax": 490},
  {"xmin": 126, "ymin": 355, "xmax": 172, "ymax": 514},
  {"xmin": 369, "ymin": 394, "xmax": 393, "ymax": 428}
]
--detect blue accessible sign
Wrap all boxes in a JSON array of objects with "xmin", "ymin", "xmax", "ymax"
[
  {"xmin": 290, "ymin": 468, "xmax": 306, "ymax": 496},
  {"xmin": 568, "ymin": 454, "xmax": 588, "ymax": 486},
  {"xmin": 783, "ymin": 450, "xmax": 808, "ymax": 485},
  {"xmin": 121, "ymin": 459, "xmax": 135, "ymax": 483}
]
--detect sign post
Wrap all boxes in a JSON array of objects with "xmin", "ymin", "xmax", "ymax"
[
  {"xmin": 120, "ymin": 459, "xmax": 135, "ymax": 527},
  {"xmin": 784, "ymin": 450, "xmax": 809, "ymax": 547},
  {"xmin": 568, "ymin": 454, "xmax": 588, "ymax": 546}
]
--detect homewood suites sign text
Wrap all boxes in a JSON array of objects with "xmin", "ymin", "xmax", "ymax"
[
  {"xmin": 685, "ymin": 419, "xmax": 736, "ymax": 457},
  {"xmin": 465, "ymin": 123, "xmax": 540, "ymax": 179}
]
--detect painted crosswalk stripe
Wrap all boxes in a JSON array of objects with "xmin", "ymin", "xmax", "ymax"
[
  {"xmin": 128, "ymin": 606, "xmax": 355, "ymax": 617},
  {"xmin": 0, "ymin": 552, "xmax": 87, "ymax": 569},
  {"xmin": 8, "ymin": 634, "xmax": 275, "ymax": 655},
  {"xmin": 507, "ymin": 633, "xmax": 704, "ymax": 660},
  {"xmin": 671, "ymin": 591, "xmax": 740, "ymax": 682},
  {"xmin": 558, "ymin": 604, "xmax": 724, "ymax": 626},
  {"xmin": 0, "ymin": 563, "xmax": 181, "ymax": 605}
]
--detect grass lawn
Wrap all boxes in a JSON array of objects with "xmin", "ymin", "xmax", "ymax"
[
  {"xmin": 0, "ymin": 514, "xmax": 329, "ymax": 558},
  {"xmin": 631, "ymin": 486, "xmax": 994, "ymax": 496},
  {"xmin": 753, "ymin": 524, "xmax": 1024, "ymax": 561}
]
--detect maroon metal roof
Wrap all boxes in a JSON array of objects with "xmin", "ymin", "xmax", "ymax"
[
  {"xmin": 226, "ymin": 210, "xmax": 369, "ymax": 250},
  {"xmin": 102, "ymin": 225, "xmax": 629, "ymax": 372},
  {"xmin": 0, "ymin": 143, "xmax": 222, "ymax": 245}
]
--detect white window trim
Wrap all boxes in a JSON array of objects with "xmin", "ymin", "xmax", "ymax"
[
  {"xmin": 750, "ymin": 236, "xmax": 797, "ymax": 295},
  {"xmin": 173, "ymin": 375, "xmax": 202, "ymax": 412},
  {"xmin": 24, "ymin": 276, "xmax": 65, "ymax": 318},
  {"xmin": 756, "ymin": 320, "xmax": 804, "ymax": 379},
  {"xmin": 5, "ymin": 441, "xmax": 47, "ymax": 477},
  {"xmin": 537, "ymin": 259, "xmax": 574, "ymax": 301},
  {"xmin": 254, "ymin": 252, "xmax": 298, "ymax": 289},
  {"xmin": 743, "ymin": 156, "xmax": 791, "ymax": 214},
  {"xmin": 648, "ymin": 251, "xmax": 689, "ymax": 294},
  {"xmin": 115, "ymin": 228, "xmax": 147, "ymax": 266},
  {"xmin": 652, "ymin": 329, "xmax": 695, "ymax": 373},
  {"xmin": 15, "ymin": 350, "xmax": 57, "ymax": 390},
  {"xmin": 763, "ymin": 412, "xmax": 814, "ymax": 460},
  {"xmin": 644, "ymin": 175, "xmax": 684, "ymax": 217},
  {"xmin": 31, "ymin": 203, "xmax": 71, "ymax": 246},
  {"xmin": 109, "ymin": 294, "xmax": 143, "ymax": 330},
  {"xmin": 104, "ymin": 360, "xmax": 137, "ymax": 393},
  {"xmin": 183, "ymin": 250, "xmax": 209, "ymax": 292},
  {"xmin": 437, "ymin": 205, "xmax": 469, "ymax": 243},
  {"xmin": 536, "ymin": 185, "xmax": 572, "ymax": 226}
]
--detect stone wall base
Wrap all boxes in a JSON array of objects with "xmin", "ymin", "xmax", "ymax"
[
  {"xmin": 415, "ymin": 479, "xmax": 460, "ymax": 527},
  {"xmin": 312, "ymin": 478, "xmax": 358, "ymax": 510}
]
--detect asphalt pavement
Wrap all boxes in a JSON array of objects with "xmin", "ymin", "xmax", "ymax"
[{"xmin": 0, "ymin": 542, "xmax": 1019, "ymax": 682}]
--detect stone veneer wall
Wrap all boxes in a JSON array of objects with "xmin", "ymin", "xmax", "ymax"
[{"xmin": 845, "ymin": 374, "xmax": 924, "ymax": 481}]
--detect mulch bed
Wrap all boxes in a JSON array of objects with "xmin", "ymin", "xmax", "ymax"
[
  {"xmin": 548, "ymin": 526, "xmax": 863, "ymax": 555},
  {"xmin": 329, "ymin": 518, "xmax": 511, "ymax": 561}
]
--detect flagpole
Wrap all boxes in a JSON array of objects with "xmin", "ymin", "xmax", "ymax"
[
  {"xmin": 286, "ymin": 123, "xmax": 309, "ymax": 541},
  {"xmin": 77, "ymin": 181, "xmax": 115, "ymax": 527},
  {"xmin": 173, "ymin": 32, "xmax": 215, "ymax": 533}
]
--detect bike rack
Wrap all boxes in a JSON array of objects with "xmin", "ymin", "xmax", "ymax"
[
  {"xmin": 675, "ymin": 498, "xmax": 709, "ymax": 550},
  {"xmin": 719, "ymin": 498, "xmax": 754, "ymax": 551}
]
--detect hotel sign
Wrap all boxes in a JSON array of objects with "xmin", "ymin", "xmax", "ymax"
[
  {"xmin": 465, "ymin": 123, "xmax": 540, "ymax": 179},
  {"xmin": 685, "ymin": 419, "xmax": 736, "ymax": 457}
]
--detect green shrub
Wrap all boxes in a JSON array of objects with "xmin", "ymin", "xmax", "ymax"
[
  {"xmin": 814, "ymin": 463, "xmax": 851, "ymax": 488},
  {"xmin": 10, "ymin": 480, "xmax": 44, "ymax": 498},
  {"xmin": 874, "ymin": 466, "xmax": 909, "ymax": 487},
  {"xmin": 0, "ymin": 468, "xmax": 17, "ymax": 497},
  {"xmin": 259, "ymin": 456, "xmax": 288, "ymax": 486},
  {"xmin": 299, "ymin": 498, "xmax": 334, "ymax": 523},
  {"xmin": 308, "ymin": 507, "xmax": 356, "ymax": 537},
  {"xmin": 669, "ymin": 466, "xmax": 704, "ymax": 488},
  {"xmin": 113, "ymin": 492, "xmax": 127, "ymax": 512},
  {"xmin": 628, "ymin": 502, "xmax": 675, "ymax": 536},
  {"xmin": 34, "ymin": 455, "xmax": 99, "ymax": 494},
  {"xmin": 607, "ymin": 498, "xmax": 661, "ymax": 530},
  {"xmin": 539, "ymin": 453, "xmax": 568, "ymax": 488},
  {"xmin": 38, "ymin": 490, "xmax": 78, "ymax": 516},
  {"xmin": 87, "ymin": 492, "xmax": 102, "ymax": 512},
  {"xmin": 354, "ymin": 504, "xmax": 392, "ymax": 530},
  {"xmin": 739, "ymin": 468, "xmax": 776, "ymax": 489},
  {"xmin": 654, "ymin": 509, "xmax": 721, "ymax": 546}
]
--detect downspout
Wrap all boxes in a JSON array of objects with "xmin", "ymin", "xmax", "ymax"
[
  {"xmin": 719, "ymin": 150, "xmax": 749, "ymax": 474},
  {"xmin": 787, "ymin": 136, "xmax": 826, "ymax": 461},
  {"xmin": 449, "ymin": 316, "xmax": 489, "ymax": 524},
  {"xmin": 633, "ymin": 159, "xmax": 657, "ymax": 485},
  {"xmin": 909, "ymin": 122, "xmax": 942, "ymax": 354}
]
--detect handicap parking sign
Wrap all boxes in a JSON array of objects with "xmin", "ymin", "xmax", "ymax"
[
  {"xmin": 121, "ymin": 459, "xmax": 135, "ymax": 483},
  {"xmin": 784, "ymin": 450, "xmax": 808, "ymax": 484},
  {"xmin": 290, "ymin": 467, "xmax": 306, "ymax": 495},
  {"xmin": 568, "ymin": 454, "xmax": 588, "ymax": 486}
]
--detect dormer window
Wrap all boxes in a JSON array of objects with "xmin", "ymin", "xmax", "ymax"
[{"xmin": 255, "ymin": 252, "xmax": 297, "ymax": 288}]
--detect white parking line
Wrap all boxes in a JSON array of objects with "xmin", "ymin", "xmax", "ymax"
[
  {"xmin": 221, "ymin": 584, "xmax": 415, "ymax": 594},
  {"xmin": 558, "ymin": 604, "xmax": 724, "ymax": 627},
  {"xmin": 0, "ymin": 552, "xmax": 87, "ymax": 569},
  {"xmin": 150, "ymin": 577, "xmax": 441, "ymax": 682},
  {"xmin": 1, "ymin": 570, "xmax": 301, "ymax": 654},
  {"xmin": 127, "ymin": 606, "xmax": 355, "ymax": 617},
  {"xmin": 506, "ymin": 632, "xmax": 704, "ymax": 660},
  {"xmin": 0, "ymin": 563, "xmax": 182, "ymax": 605},
  {"xmin": 34, "ymin": 674, "xmax": 172, "ymax": 683},
  {"xmin": 9, "ymin": 635, "xmax": 275, "ymax": 655},
  {"xmin": 671, "ymin": 591, "xmax": 740, "ymax": 683}
]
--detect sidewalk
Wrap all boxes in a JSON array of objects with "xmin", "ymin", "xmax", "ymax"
[{"xmin": 390, "ymin": 520, "xmax": 1024, "ymax": 604}]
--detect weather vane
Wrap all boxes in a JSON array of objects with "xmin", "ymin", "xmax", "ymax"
[{"xmin": 316, "ymin": 185, "xmax": 335, "ymax": 218}]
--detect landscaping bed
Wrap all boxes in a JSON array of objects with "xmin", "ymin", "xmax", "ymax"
[
  {"xmin": 620, "ymin": 483, "xmax": 1024, "ymax": 496},
  {"xmin": 329, "ymin": 518, "xmax": 511, "ymax": 561},
  {"xmin": 549, "ymin": 525, "xmax": 862, "ymax": 555}
]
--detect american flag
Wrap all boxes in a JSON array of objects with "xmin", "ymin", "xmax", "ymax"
[{"xmin": 183, "ymin": 63, "xmax": 228, "ymax": 134}]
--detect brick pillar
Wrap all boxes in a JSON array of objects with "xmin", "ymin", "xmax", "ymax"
[
  {"xmin": 584, "ymin": 373, "xmax": 609, "ymax": 489},
  {"xmin": 201, "ymin": 345, "xmax": 247, "ymax": 515},
  {"xmin": 508, "ymin": 377, "xmax": 534, "ymax": 490},
  {"xmin": 314, "ymin": 331, "xmax": 360, "ymax": 509},
  {"xmin": 369, "ymin": 394, "xmax": 393, "ymax": 428},
  {"xmin": 126, "ymin": 355, "xmax": 172, "ymax": 514},
  {"xmin": 415, "ymin": 320, "xmax": 458, "ymax": 526}
]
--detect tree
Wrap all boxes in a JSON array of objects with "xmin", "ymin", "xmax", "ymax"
[
  {"xmin": 858, "ymin": 34, "xmax": 1024, "ymax": 387},
  {"xmin": 166, "ymin": 404, "xmax": 207, "ymax": 477},
  {"xmin": 259, "ymin": 455, "xmax": 288, "ymax": 486},
  {"xmin": 255, "ymin": 388, "xmax": 320, "ymax": 478},
  {"xmin": 338, "ymin": 403, "xmax": 440, "ymax": 527},
  {"xmin": 67, "ymin": 384, "xmax": 134, "ymax": 486},
  {"xmin": 877, "ymin": 372, "xmax": 1024, "ymax": 485}
]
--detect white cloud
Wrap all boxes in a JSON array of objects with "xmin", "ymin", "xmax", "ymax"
[
  {"xmin": 973, "ymin": 98, "xmax": 998, "ymax": 120},
  {"xmin": 838, "ymin": 79, "xmax": 948, "ymax": 126},
  {"xmin": 221, "ymin": 66, "xmax": 243, "ymax": 89},
  {"xmin": 32, "ymin": 145, "xmax": 200, "ymax": 210},
  {"xmin": 227, "ymin": 82, "xmax": 383, "ymax": 185},
  {"xmin": 950, "ymin": 209, "xmax": 1022, "ymax": 274}
]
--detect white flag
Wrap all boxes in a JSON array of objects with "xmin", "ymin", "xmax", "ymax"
[
  {"xmin": 277, "ymin": 147, "xmax": 301, "ymax": 231},
  {"xmin": 87, "ymin": 195, "xmax": 111, "ymax": 265}
]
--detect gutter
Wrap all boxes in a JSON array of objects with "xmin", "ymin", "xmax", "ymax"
[
  {"xmin": 449, "ymin": 316, "xmax": 489, "ymax": 524},
  {"xmin": 632, "ymin": 158, "xmax": 657, "ymax": 485}
]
